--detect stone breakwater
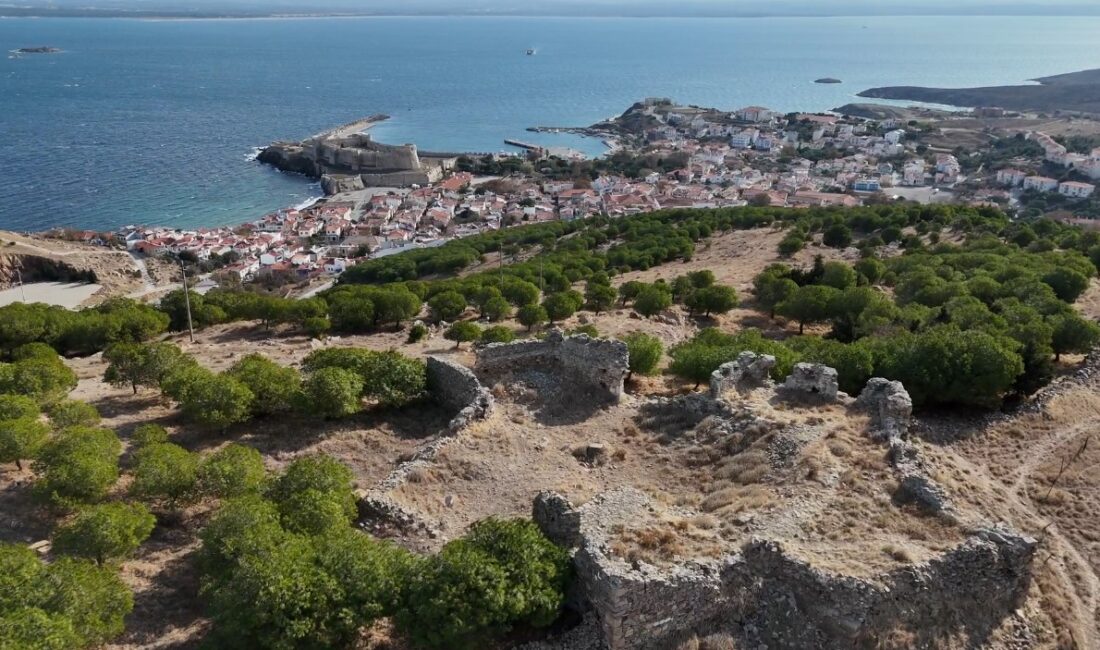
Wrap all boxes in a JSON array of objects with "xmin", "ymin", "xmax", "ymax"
[{"xmin": 476, "ymin": 329, "xmax": 629, "ymax": 402}]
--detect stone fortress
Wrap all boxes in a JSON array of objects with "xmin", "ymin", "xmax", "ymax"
[
  {"xmin": 257, "ymin": 116, "xmax": 458, "ymax": 194},
  {"xmin": 358, "ymin": 332, "xmax": 1039, "ymax": 649}
]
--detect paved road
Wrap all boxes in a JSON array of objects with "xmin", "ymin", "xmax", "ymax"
[{"xmin": 0, "ymin": 282, "xmax": 103, "ymax": 309}]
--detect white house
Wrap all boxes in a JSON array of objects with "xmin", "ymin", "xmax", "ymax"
[
  {"xmin": 730, "ymin": 129, "xmax": 758, "ymax": 149},
  {"xmin": 1058, "ymin": 181, "xmax": 1096, "ymax": 199},
  {"xmin": 996, "ymin": 168, "xmax": 1027, "ymax": 187},
  {"xmin": 735, "ymin": 106, "xmax": 776, "ymax": 123},
  {"xmin": 1023, "ymin": 176, "xmax": 1059, "ymax": 192},
  {"xmin": 884, "ymin": 129, "xmax": 906, "ymax": 145}
]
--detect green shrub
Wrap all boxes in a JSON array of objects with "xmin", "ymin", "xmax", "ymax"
[
  {"xmin": 624, "ymin": 332, "xmax": 663, "ymax": 380},
  {"xmin": 0, "ymin": 417, "xmax": 50, "ymax": 470},
  {"xmin": 0, "ymin": 394, "xmax": 39, "ymax": 421},
  {"xmin": 301, "ymin": 367, "xmax": 363, "ymax": 419},
  {"xmin": 303, "ymin": 316, "xmax": 331, "ymax": 340},
  {"xmin": 130, "ymin": 442, "xmax": 200, "ymax": 508},
  {"xmin": 33, "ymin": 427, "xmax": 121, "ymax": 507},
  {"xmin": 174, "ymin": 370, "xmax": 254, "ymax": 431},
  {"xmin": 517, "ymin": 304, "xmax": 548, "ymax": 331},
  {"xmin": 397, "ymin": 518, "xmax": 570, "ymax": 649},
  {"xmin": 301, "ymin": 348, "xmax": 426, "ymax": 407},
  {"xmin": 445, "ymin": 321, "xmax": 482, "ymax": 349},
  {"xmin": 226, "ymin": 354, "xmax": 301, "ymax": 416},
  {"xmin": 52, "ymin": 503, "xmax": 156, "ymax": 564},
  {"xmin": 46, "ymin": 400, "xmax": 100, "ymax": 430},
  {"xmin": 266, "ymin": 457, "xmax": 357, "ymax": 536},
  {"xmin": 130, "ymin": 423, "xmax": 168, "ymax": 449},
  {"xmin": 198, "ymin": 444, "xmax": 267, "ymax": 499},
  {"xmin": 480, "ymin": 325, "xmax": 516, "ymax": 344},
  {"xmin": 634, "ymin": 285, "xmax": 672, "ymax": 317},
  {"xmin": 407, "ymin": 322, "xmax": 429, "ymax": 344}
]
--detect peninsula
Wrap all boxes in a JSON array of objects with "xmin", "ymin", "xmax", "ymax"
[{"xmin": 858, "ymin": 67, "xmax": 1100, "ymax": 114}]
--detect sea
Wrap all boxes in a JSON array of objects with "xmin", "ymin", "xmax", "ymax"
[{"xmin": 3, "ymin": 15, "xmax": 1100, "ymax": 232}]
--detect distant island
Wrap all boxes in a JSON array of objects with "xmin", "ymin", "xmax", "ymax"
[
  {"xmin": 814, "ymin": 78, "xmax": 842, "ymax": 84},
  {"xmin": 858, "ymin": 67, "xmax": 1100, "ymax": 115},
  {"xmin": 13, "ymin": 46, "xmax": 61, "ymax": 54}
]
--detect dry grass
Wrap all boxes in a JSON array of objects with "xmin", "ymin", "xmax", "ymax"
[{"xmin": 676, "ymin": 633, "xmax": 738, "ymax": 650}]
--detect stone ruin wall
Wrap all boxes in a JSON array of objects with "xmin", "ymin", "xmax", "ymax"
[
  {"xmin": 534, "ymin": 369, "xmax": 1038, "ymax": 649},
  {"xmin": 357, "ymin": 357, "xmax": 493, "ymax": 537},
  {"xmin": 476, "ymin": 330, "xmax": 629, "ymax": 402},
  {"xmin": 537, "ymin": 489, "xmax": 1037, "ymax": 650}
]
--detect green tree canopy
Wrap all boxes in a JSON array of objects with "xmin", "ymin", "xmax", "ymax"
[
  {"xmin": 52, "ymin": 503, "xmax": 156, "ymax": 564},
  {"xmin": 198, "ymin": 444, "xmax": 267, "ymax": 499},
  {"xmin": 624, "ymin": 332, "xmax": 663, "ymax": 380},
  {"xmin": 301, "ymin": 367, "xmax": 363, "ymax": 419}
]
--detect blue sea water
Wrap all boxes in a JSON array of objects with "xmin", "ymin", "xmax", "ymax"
[{"xmin": 3, "ymin": 15, "xmax": 1100, "ymax": 231}]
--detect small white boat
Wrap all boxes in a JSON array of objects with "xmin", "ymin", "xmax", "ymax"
[{"xmin": 526, "ymin": 48, "xmax": 536, "ymax": 56}]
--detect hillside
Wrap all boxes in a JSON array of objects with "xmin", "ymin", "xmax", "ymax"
[{"xmin": 3, "ymin": 204, "xmax": 1100, "ymax": 648}]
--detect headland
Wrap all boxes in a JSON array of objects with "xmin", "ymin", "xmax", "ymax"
[{"xmin": 858, "ymin": 67, "xmax": 1100, "ymax": 115}]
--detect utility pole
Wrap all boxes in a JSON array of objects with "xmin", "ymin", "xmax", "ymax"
[
  {"xmin": 179, "ymin": 258, "xmax": 195, "ymax": 343},
  {"xmin": 499, "ymin": 240, "xmax": 504, "ymax": 288},
  {"xmin": 15, "ymin": 269, "xmax": 25, "ymax": 303}
]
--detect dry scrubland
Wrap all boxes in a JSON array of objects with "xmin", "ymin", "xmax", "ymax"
[{"xmin": 2, "ymin": 226, "xmax": 1100, "ymax": 648}]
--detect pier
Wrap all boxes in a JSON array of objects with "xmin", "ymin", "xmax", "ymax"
[{"xmin": 504, "ymin": 139, "xmax": 547, "ymax": 153}]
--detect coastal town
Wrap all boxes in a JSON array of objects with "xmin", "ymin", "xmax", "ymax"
[{"xmin": 59, "ymin": 98, "xmax": 1100, "ymax": 291}]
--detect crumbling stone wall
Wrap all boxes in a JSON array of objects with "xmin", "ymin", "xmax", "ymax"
[
  {"xmin": 741, "ymin": 527, "xmax": 1036, "ymax": 648},
  {"xmin": 858, "ymin": 378, "xmax": 912, "ymax": 441},
  {"xmin": 357, "ymin": 358, "xmax": 492, "ymax": 537},
  {"xmin": 535, "ymin": 489, "xmax": 1037, "ymax": 650},
  {"xmin": 857, "ymin": 377, "xmax": 952, "ymax": 515},
  {"xmin": 426, "ymin": 356, "xmax": 493, "ymax": 432},
  {"xmin": 709, "ymin": 351, "xmax": 775, "ymax": 398},
  {"xmin": 477, "ymin": 330, "xmax": 629, "ymax": 402},
  {"xmin": 780, "ymin": 363, "xmax": 839, "ymax": 401}
]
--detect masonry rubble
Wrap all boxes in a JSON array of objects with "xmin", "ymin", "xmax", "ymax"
[
  {"xmin": 532, "ymin": 374, "xmax": 1036, "ymax": 649},
  {"xmin": 476, "ymin": 329, "xmax": 629, "ymax": 401},
  {"xmin": 709, "ymin": 351, "xmax": 776, "ymax": 398},
  {"xmin": 780, "ymin": 363, "xmax": 839, "ymax": 401}
]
